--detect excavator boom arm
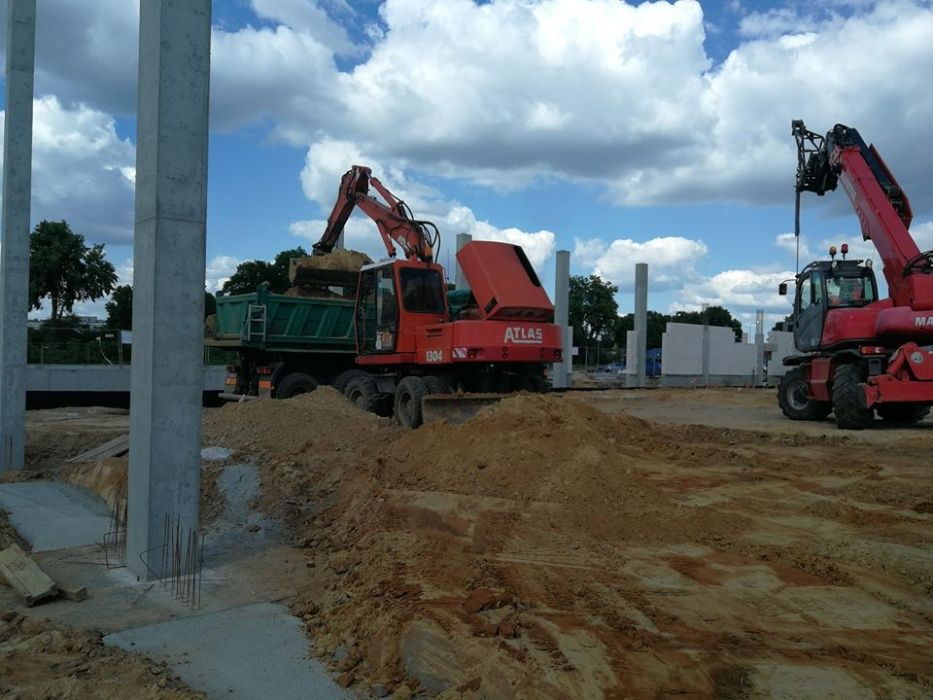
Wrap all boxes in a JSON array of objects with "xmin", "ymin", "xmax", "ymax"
[{"xmin": 312, "ymin": 165, "xmax": 438, "ymax": 262}]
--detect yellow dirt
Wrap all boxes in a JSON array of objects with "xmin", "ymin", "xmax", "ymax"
[{"xmin": 208, "ymin": 388, "xmax": 933, "ymax": 698}]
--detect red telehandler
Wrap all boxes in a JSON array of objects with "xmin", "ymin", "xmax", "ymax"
[
  {"xmin": 778, "ymin": 121, "xmax": 933, "ymax": 429},
  {"xmin": 316, "ymin": 166, "xmax": 562, "ymax": 428}
]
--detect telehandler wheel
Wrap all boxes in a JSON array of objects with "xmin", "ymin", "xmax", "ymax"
[
  {"xmin": 777, "ymin": 367, "xmax": 831, "ymax": 421},
  {"xmin": 831, "ymin": 364, "xmax": 874, "ymax": 430},
  {"xmin": 346, "ymin": 376, "xmax": 392, "ymax": 417},
  {"xmin": 394, "ymin": 376, "xmax": 429, "ymax": 429},
  {"xmin": 275, "ymin": 372, "xmax": 318, "ymax": 399},
  {"xmin": 876, "ymin": 403, "xmax": 931, "ymax": 424}
]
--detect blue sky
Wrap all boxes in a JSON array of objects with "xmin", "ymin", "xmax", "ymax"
[{"xmin": 3, "ymin": 0, "xmax": 933, "ymax": 336}]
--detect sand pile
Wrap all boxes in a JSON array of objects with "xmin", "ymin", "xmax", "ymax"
[
  {"xmin": 0, "ymin": 612, "xmax": 202, "ymax": 699},
  {"xmin": 285, "ymin": 393, "xmax": 758, "ymax": 695},
  {"xmin": 203, "ymin": 387, "xmax": 400, "ymax": 524},
  {"xmin": 203, "ymin": 387, "xmax": 395, "ymax": 458}
]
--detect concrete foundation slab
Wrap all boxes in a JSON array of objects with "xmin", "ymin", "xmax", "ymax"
[
  {"xmin": 105, "ymin": 602, "xmax": 350, "ymax": 700},
  {"xmin": 0, "ymin": 481, "xmax": 110, "ymax": 551}
]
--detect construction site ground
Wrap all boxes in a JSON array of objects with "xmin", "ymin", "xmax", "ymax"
[{"xmin": 3, "ymin": 387, "xmax": 932, "ymax": 699}]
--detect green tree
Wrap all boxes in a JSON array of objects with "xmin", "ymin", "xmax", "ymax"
[
  {"xmin": 105, "ymin": 285, "xmax": 134, "ymax": 330},
  {"xmin": 614, "ymin": 310, "xmax": 669, "ymax": 349},
  {"xmin": 28, "ymin": 220, "xmax": 117, "ymax": 320},
  {"xmin": 569, "ymin": 274, "xmax": 619, "ymax": 348},
  {"xmin": 105, "ymin": 285, "xmax": 218, "ymax": 329},
  {"xmin": 221, "ymin": 246, "xmax": 308, "ymax": 295}
]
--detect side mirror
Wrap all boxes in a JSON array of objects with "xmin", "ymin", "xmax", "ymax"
[{"xmin": 778, "ymin": 282, "xmax": 788, "ymax": 296}]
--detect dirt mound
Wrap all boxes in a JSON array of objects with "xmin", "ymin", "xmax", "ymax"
[
  {"xmin": 0, "ymin": 611, "xmax": 202, "ymax": 699},
  {"xmin": 203, "ymin": 387, "xmax": 401, "ymax": 525},
  {"xmin": 204, "ymin": 387, "xmax": 394, "ymax": 458}
]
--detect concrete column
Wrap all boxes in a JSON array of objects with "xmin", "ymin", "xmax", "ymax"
[
  {"xmin": 127, "ymin": 0, "xmax": 212, "ymax": 579},
  {"xmin": 552, "ymin": 250, "xmax": 570, "ymax": 389},
  {"xmin": 754, "ymin": 309, "xmax": 765, "ymax": 386},
  {"xmin": 454, "ymin": 233, "xmax": 472, "ymax": 290},
  {"xmin": 0, "ymin": 0, "xmax": 36, "ymax": 472},
  {"xmin": 633, "ymin": 263, "xmax": 648, "ymax": 388},
  {"xmin": 701, "ymin": 304, "xmax": 711, "ymax": 386}
]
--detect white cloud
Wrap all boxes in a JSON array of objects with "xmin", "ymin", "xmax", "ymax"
[
  {"xmin": 678, "ymin": 268, "xmax": 795, "ymax": 314},
  {"xmin": 205, "ymin": 255, "xmax": 244, "ymax": 293},
  {"xmin": 575, "ymin": 235, "xmax": 708, "ymax": 291},
  {"xmin": 774, "ymin": 232, "xmax": 809, "ymax": 259},
  {"xmin": 0, "ymin": 96, "xmax": 136, "ymax": 243}
]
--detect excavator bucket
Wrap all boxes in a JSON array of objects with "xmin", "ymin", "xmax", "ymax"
[{"xmin": 420, "ymin": 393, "xmax": 509, "ymax": 426}]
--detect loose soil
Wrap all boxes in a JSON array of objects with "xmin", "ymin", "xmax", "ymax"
[
  {"xmin": 0, "ymin": 610, "xmax": 203, "ymax": 699},
  {"xmin": 16, "ymin": 387, "xmax": 933, "ymax": 698}
]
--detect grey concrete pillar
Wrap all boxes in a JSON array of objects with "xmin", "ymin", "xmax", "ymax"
[
  {"xmin": 633, "ymin": 263, "xmax": 648, "ymax": 388},
  {"xmin": 702, "ymin": 304, "xmax": 711, "ymax": 386},
  {"xmin": 754, "ymin": 309, "xmax": 765, "ymax": 386},
  {"xmin": 127, "ymin": 0, "xmax": 212, "ymax": 579},
  {"xmin": 454, "ymin": 233, "xmax": 472, "ymax": 290},
  {"xmin": 552, "ymin": 250, "xmax": 570, "ymax": 389},
  {"xmin": 0, "ymin": 0, "xmax": 36, "ymax": 472}
]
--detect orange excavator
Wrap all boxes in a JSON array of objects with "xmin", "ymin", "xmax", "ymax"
[{"xmin": 312, "ymin": 165, "xmax": 562, "ymax": 427}]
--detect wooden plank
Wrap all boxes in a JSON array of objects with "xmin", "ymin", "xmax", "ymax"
[{"xmin": 0, "ymin": 543, "xmax": 58, "ymax": 606}]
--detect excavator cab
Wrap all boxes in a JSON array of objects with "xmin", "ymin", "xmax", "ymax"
[{"xmin": 355, "ymin": 260, "xmax": 448, "ymax": 356}]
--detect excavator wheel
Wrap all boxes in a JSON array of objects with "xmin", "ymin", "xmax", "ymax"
[
  {"xmin": 346, "ymin": 376, "xmax": 392, "ymax": 417},
  {"xmin": 333, "ymin": 369, "xmax": 368, "ymax": 395},
  {"xmin": 394, "ymin": 376, "xmax": 429, "ymax": 429},
  {"xmin": 777, "ymin": 367, "xmax": 830, "ymax": 421},
  {"xmin": 831, "ymin": 364, "xmax": 874, "ymax": 430},
  {"xmin": 876, "ymin": 403, "xmax": 931, "ymax": 425}
]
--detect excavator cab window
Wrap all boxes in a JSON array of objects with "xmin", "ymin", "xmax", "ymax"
[{"xmin": 399, "ymin": 268, "xmax": 446, "ymax": 314}]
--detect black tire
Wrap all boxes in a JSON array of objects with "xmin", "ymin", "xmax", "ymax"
[
  {"xmin": 777, "ymin": 367, "xmax": 831, "ymax": 421},
  {"xmin": 876, "ymin": 403, "xmax": 931, "ymax": 425},
  {"xmin": 423, "ymin": 375, "xmax": 451, "ymax": 395},
  {"xmin": 832, "ymin": 364, "xmax": 874, "ymax": 430},
  {"xmin": 528, "ymin": 375, "xmax": 550, "ymax": 393},
  {"xmin": 346, "ymin": 376, "xmax": 391, "ymax": 416},
  {"xmin": 275, "ymin": 372, "xmax": 318, "ymax": 399},
  {"xmin": 394, "ymin": 376, "xmax": 429, "ymax": 429},
  {"xmin": 333, "ymin": 369, "xmax": 368, "ymax": 395}
]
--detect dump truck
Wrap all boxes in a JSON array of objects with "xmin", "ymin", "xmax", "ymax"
[{"xmin": 206, "ymin": 281, "xmax": 359, "ymax": 400}]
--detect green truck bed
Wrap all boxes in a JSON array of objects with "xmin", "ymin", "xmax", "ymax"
[{"xmin": 205, "ymin": 284, "xmax": 356, "ymax": 354}]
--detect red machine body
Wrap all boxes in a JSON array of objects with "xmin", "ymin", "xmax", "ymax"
[
  {"xmin": 779, "ymin": 122, "xmax": 933, "ymax": 429},
  {"xmin": 316, "ymin": 166, "xmax": 561, "ymax": 427}
]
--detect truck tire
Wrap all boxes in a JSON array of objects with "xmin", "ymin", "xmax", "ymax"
[
  {"xmin": 394, "ymin": 376, "xmax": 429, "ymax": 429},
  {"xmin": 527, "ymin": 375, "xmax": 550, "ymax": 393},
  {"xmin": 333, "ymin": 369, "xmax": 368, "ymax": 395},
  {"xmin": 346, "ymin": 376, "xmax": 392, "ymax": 416},
  {"xmin": 777, "ymin": 367, "xmax": 831, "ymax": 421},
  {"xmin": 876, "ymin": 403, "xmax": 931, "ymax": 424},
  {"xmin": 831, "ymin": 364, "xmax": 874, "ymax": 430},
  {"xmin": 275, "ymin": 372, "xmax": 318, "ymax": 399}
]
